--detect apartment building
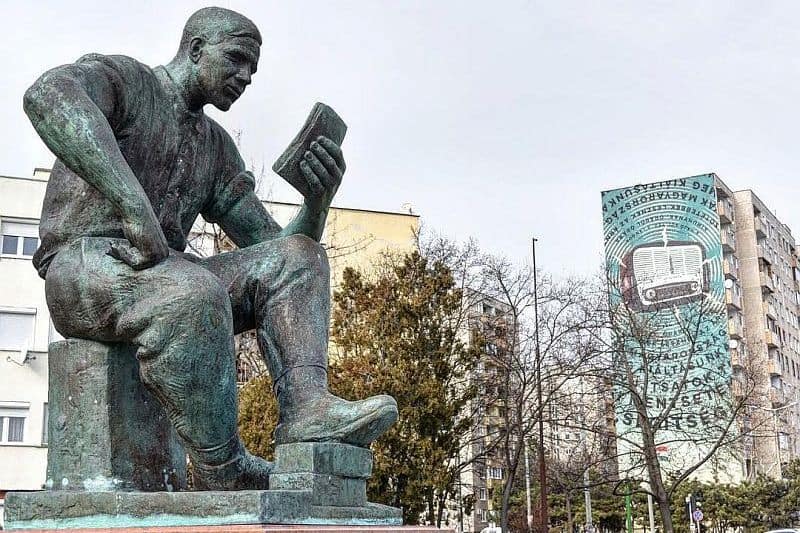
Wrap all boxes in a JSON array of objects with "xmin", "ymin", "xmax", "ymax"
[
  {"xmin": 0, "ymin": 169, "xmax": 419, "ymax": 525},
  {"xmin": 716, "ymin": 175, "xmax": 800, "ymax": 479},
  {"xmin": 437, "ymin": 295, "xmax": 514, "ymax": 533}
]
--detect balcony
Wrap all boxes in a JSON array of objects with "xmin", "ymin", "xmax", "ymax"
[
  {"xmin": 766, "ymin": 329, "xmax": 781, "ymax": 348},
  {"xmin": 721, "ymin": 230, "xmax": 736, "ymax": 253},
  {"xmin": 727, "ymin": 319, "xmax": 743, "ymax": 340},
  {"xmin": 731, "ymin": 348, "xmax": 744, "ymax": 369},
  {"xmin": 759, "ymin": 245, "xmax": 774, "ymax": 265},
  {"xmin": 770, "ymin": 386, "xmax": 787, "ymax": 407},
  {"xmin": 725, "ymin": 288, "xmax": 742, "ymax": 309},
  {"xmin": 732, "ymin": 379, "xmax": 745, "ymax": 399},
  {"xmin": 717, "ymin": 201, "xmax": 734, "ymax": 225},
  {"xmin": 761, "ymin": 272, "xmax": 775, "ymax": 293},
  {"xmin": 769, "ymin": 359, "xmax": 783, "ymax": 377},
  {"xmin": 723, "ymin": 258, "xmax": 738, "ymax": 280},
  {"xmin": 765, "ymin": 302, "xmax": 777, "ymax": 319},
  {"xmin": 755, "ymin": 217, "xmax": 767, "ymax": 239}
]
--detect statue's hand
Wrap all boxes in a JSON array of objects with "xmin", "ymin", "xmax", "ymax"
[
  {"xmin": 299, "ymin": 136, "xmax": 345, "ymax": 213},
  {"xmin": 108, "ymin": 204, "xmax": 169, "ymax": 270}
]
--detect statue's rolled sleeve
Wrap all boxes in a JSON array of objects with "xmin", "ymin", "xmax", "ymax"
[{"xmin": 202, "ymin": 169, "xmax": 257, "ymax": 224}]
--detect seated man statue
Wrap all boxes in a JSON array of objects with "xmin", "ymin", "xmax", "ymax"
[{"xmin": 23, "ymin": 6, "xmax": 397, "ymax": 490}]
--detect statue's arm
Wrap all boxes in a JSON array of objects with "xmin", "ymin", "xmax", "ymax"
[
  {"xmin": 213, "ymin": 185, "xmax": 329, "ymax": 246},
  {"xmin": 23, "ymin": 62, "xmax": 168, "ymax": 269},
  {"xmin": 211, "ymin": 137, "xmax": 343, "ymax": 246}
]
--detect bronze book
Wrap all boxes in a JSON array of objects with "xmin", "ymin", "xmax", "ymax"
[{"xmin": 272, "ymin": 102, "xmax": 347, "ymax": 193}]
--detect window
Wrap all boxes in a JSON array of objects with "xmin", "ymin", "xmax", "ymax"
[
  {"xmin": 42, "ymin": 403, "xmax": 49, "ymax": 445},
  {"xmin": 0, "ymin": 309, "xmax": 36, "ymax": 350},
  {"xmin": 488, "ymin": 467, "xmax": 503, "ymax": 479},
  {"xmin": 1, "ymin": 221, "xmax": 39, "ymax": 258},
  {"xmin": 479, "ymin": 487, "xmax": 487, "ymax": 500},
  {"xmin": 0, "ymin": 405, "xmax": 29, "ymax": 444}
]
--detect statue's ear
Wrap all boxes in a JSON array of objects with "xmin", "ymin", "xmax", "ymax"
[{"xmin": 189, "ymin": 37, "xmax": 204, "ymax": 63}]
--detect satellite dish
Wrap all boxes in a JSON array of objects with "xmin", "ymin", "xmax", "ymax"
[
  {"xmin": 6, "ymin": 341, "xmax": 33, "ymax": 366},
  {"xmin": 7, "ymin": 349, "xmax": 27, "ymax": 366}
]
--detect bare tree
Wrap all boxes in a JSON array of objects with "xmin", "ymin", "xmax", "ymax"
[
  {"xmin": 588, "ymin": 268, "xmax": 761, "ymax": 533},
  {"xmin": 478, "ymin": 256, "xmax": 605, "ymax": 533}
]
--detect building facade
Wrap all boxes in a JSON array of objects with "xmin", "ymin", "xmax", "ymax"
[
  {"xmin": 718, "ymin": 176, "xmax": 800, "ymax": 478},
  {"xmin": 448, "ymin": 296, "xmax": 512, "ymax": 533},
  {"xmin": 0, "ymin": 169, "xmax": 419, "ymax": 525}
]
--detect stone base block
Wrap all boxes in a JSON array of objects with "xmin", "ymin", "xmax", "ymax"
[
  {"xmin": 271, "ymin": 442, "xmax": 372, "ymax": 507},
  {"xmin": 274, "ymin": 442, "xmax": 373, "ymax": 478},
  {"xmin": 270, "ymin": 473, "xmax": 367, "ymax": 506},
  {"xmin": 47, "ymin": 339, "xmax": 186, "ymax": 492},
  {"xmin": 4, "ymin": 490, "xmax": 402, "ymax": 530},
  {"xmin": 6, "ymin": 526, "xmax": 439, "ymax": 533}
]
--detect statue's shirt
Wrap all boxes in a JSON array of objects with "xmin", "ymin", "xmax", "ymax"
[{"xmin": 33, "ymin": 54, "xmax": 256, "ymax": 278}]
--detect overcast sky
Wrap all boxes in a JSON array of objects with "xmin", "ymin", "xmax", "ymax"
[{"xmin": 3, "ymin": 1, "xmax": 800, "ymax": 276}]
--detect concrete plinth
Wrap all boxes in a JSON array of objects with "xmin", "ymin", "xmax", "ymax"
[
  {"xmin": 4, "ymin": 490, "xmax": 402, "ymax": 530},
  {"xmin": 6, "ymin": 339, "xmax": 402, "ymax": 529},
  {"xmin": 5, "ymin": 443, "xmax": 401, "ymax": 529},
  {"xmin": 6, "ymin": 525, "xmax": 439, "ymax": 533}
]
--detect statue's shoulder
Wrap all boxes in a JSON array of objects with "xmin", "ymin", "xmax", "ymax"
[
  {"xmin": 205, "ymin": 115, "xmax": 240, "ymax": 159},
  {"xmin": 74, "ymin": 53, "xmax": 155, "ymax": 81}
]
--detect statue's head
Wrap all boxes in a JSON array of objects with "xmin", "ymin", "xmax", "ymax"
[{"xmin": 176, "ymin": 7, "xmax": 261, "ymax": 111}]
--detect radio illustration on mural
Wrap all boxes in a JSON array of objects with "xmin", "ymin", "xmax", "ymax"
[{"xmin": 621, "ymin": 240, "xmax": 710, "ymax": 311}]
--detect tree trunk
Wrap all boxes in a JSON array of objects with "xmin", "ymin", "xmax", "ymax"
[
  {"xmin": 656, "ymin": 494, "xmax": 673, "ymax": 533},
  {"xmin": 501, "ymin": 476, "xmax": 513, "ymax": 533},
  {"xmin": 629, "ymin": 371, "xmax": 674, "ymax": 533},
  {"xmin": 565, "ymin": 490, "xmax": 573, "ymax": 533},
  {"xmin": 436, "ymin": 491, "xmax": 446, "ymax": 528}
]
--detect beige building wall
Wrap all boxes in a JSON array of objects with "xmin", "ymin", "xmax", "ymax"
[
  {"xmin": 264, "ymin": 201, "xmax": 420, "ymax": 289},
  {"xmin": 729, "ymin": 186, "xmax": 800, "ymax": 478},
  {"xmin": 708, "ymin": 174, "xmax": 800, "ymax": 480},
  {"xmin": 0, "ymin": 170, "xmax": 419, "ymax": 516}
]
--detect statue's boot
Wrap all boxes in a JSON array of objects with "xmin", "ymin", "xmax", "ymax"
[
  {"xmin": 253, "ymin": 234, "xmax": 398, "ymax": 447},
  {"xmin": 189, "ymin": 436, "xmax": 273, "ymax": 490},
  {"xmin": 272, "ymin": 365, "xmax": 398, "ymax": 447}
]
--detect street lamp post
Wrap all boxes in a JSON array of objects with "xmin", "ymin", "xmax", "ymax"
[{"xmin": 532, "ymin": 237, "xmax": 548, "ymax": 533}]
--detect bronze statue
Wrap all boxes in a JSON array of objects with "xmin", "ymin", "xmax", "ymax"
[{"xmin": 23, "ymin": 6, "xmax": 397, "ymax": 490}]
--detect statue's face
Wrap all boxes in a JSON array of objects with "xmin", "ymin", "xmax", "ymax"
[{"xmin": 196, "ymin": 36, "xmax": 260, "ymax": 111}]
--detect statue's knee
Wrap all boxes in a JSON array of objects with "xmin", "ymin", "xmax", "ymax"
[
  {"xmin": 282, "ymin": 234, "xmax": 329, "ymax": 276},
  {"xmin": 182, "ymin": 280, "xmax": 232, "ymax": 330},
  {"xmin": 135, "ymin": 276, "xmax": 231, "ymax": 359}
]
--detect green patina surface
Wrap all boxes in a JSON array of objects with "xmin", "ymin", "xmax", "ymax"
[
  {"xmin": 4, "ymin": 491, "xmax": 401, "ymax": 530},
  {"xmin": 24, "ymin": 4, "xmax": 397, "ymax": 499}
]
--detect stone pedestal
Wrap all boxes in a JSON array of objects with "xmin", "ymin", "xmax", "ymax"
[
  {"xmin": 5, "ymin": 341, "xmax": 401, "ymax": 529},
  {"xmin": 7, "ymin": 525, "xmax": 437, "ymax": 533},
  {"xmin": 46, "ymin": 339, "xmax": 187, "ymax": 491},
  {"xmin": 6, "ymin": 443, "xmax": 401, "ymax": 529}
]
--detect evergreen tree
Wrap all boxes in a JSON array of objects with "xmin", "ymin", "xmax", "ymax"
[{"xmin": 330, "ymin": 251, "xmax": 483, "ymax": 526}]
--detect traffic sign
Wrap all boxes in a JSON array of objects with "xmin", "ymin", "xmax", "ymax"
[{"xmin": 692, "ymin": 509, "xmax": 703, "ymax": 522}]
